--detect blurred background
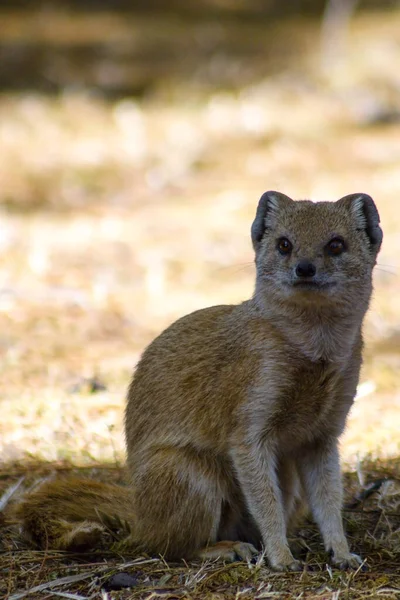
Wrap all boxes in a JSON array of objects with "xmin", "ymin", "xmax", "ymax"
[{"xmin": 0, "ymin": 0, "xmax": 399, "ymax": 466}]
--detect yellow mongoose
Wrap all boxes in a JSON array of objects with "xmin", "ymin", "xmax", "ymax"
[{"xmin": 17, "ymin": 191, "xmax": 382, "ymax": 570}]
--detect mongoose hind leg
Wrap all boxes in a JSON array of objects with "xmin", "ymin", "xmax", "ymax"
[
  {"xmin": 278, "ymin": 458, "xmax": 308, "ymax": 531},
  {"xmin": 131, "ymin": 446, "xmax": 255, "ymax": 561},
  {"xmin": 217, "ymin": 496, "xmax": 262, "ymax": 547},
  {"xmin": 199, "ymin": 498, "xmax": 261, "ymax": 562}
]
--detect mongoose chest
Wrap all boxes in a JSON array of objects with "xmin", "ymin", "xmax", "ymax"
[{"xmin": 263, "ymin": 358, "xmax": 356, "ymax": 450}]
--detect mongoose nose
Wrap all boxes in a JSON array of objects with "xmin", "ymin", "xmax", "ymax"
[{"xmin": 295, "ymin": 260, "xmax": 317, "ymax": 278}]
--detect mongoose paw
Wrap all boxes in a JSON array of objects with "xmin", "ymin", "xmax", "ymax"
[
  {"xmin": 198, "ymin": 541, "xmax": 258, "ymax": 562},
  {"xmin": 271, "ymin": 558, "xmax": 304, "ymax": 572},
  {"xmin": 231, "ymin": 541, "xmax": 259, "ymax": 562},
  {"xmin": 331, "ymin": 551, "xmax": 365, "ymax": 570}
]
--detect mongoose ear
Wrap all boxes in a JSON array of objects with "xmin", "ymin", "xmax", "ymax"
[
  {"xmin": 251, "ymin": 191, "xmax": 294, "ymax": 251},
  {"xmin": 338, "ymin": 193, "xmax": 383, "ymax": 252}
]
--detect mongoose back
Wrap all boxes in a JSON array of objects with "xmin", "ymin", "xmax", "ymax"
[{"xmin": 17, "ymin": 191, "xmax": 382, "ymax": 570}]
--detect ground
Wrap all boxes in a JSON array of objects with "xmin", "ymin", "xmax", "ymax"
[{"xmin": 0, "ymin": 4, "xmax": 399, "ymax": 599}]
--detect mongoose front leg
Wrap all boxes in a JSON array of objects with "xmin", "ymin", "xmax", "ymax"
[
  {"xmin": 231, "ymin": 442, "xmax": 303, "ymax": 571},
  {"xmin": 299, "ymin": 439, "xmax": 363, "ymax": 569}
]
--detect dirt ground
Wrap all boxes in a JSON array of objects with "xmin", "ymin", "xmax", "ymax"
[{"xmin": 0, "ymin": 4, "xmax": 400, "ymax": 599}]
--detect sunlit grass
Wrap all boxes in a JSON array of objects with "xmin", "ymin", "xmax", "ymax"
[
  {"xmin": 0, "ymin": 8, "xmax": 399, "ymax": 468},
  {"xmin": 0, "ymin": 8, "xmax": 399, "ymax": 600}
]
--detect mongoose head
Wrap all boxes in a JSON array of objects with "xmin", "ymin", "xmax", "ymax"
[{"xmin": 251, "ymin": 191, "xmax": 382, "ymax": 312}]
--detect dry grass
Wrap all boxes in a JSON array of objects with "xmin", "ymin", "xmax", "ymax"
[
  {"xmin": 0, "ymin": 5, "xmax": 400, "ymax": 598},
  {"xmin": 1, "ymin": 459, "xmax": 399, "ymax": 599}
]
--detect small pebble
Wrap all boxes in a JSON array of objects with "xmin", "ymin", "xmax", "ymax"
[{"xmin": 102, "ymin": 572, "xmax": 139, "ymax": 590}]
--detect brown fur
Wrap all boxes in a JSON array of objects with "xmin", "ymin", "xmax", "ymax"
[{"xmin": 15, "ymin": 191, "xmax": 382, "ymax": 570}]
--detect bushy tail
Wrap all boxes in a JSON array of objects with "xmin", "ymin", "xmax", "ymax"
[{"xmin": 16, "ymin": 477, "xmax": 138, "ymax": 551}]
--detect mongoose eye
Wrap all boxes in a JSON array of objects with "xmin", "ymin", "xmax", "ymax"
[
  {"xmin": 326, "ymin": 238, "xmax": 346, "ymax": 256},
  {"xmin": 277, "ymin": 237, "xmax": 293, "ymax": 255}
]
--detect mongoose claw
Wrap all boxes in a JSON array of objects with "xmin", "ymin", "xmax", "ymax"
[
  {"xmin": 232, "ymin": 542, "xmax": 259, "ymax": 562},
  {"xmin": 272, "ymin": 559, "xmax": 304, "ymax": 572},
  {"xmin": 332, "ymin": 552, "xmax": 365, "ymax": 570}
]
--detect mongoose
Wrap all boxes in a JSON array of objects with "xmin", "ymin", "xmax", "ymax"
[{"xmin": 17, "ymin": 191, "xmax": 382, "ymax": 571}]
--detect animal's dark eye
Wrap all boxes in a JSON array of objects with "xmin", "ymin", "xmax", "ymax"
[
  {"xmin": 326, "ymin": 238, "xmax": 346, "ymax": 256},
  {"xmin": 277, "ymin": 237, "xmax": 293, "ymax": 255}
]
